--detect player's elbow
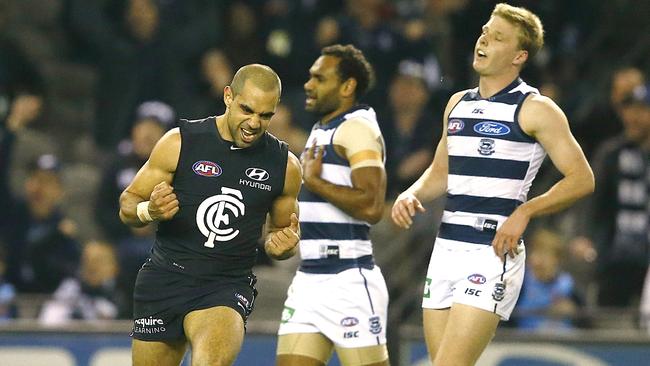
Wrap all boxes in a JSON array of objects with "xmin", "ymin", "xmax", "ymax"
[
  {"xmin": 580, "ymin": 168, "xmax": 595, "ymax": 197},
  {"xmin": 359, "ymin": 204, "xmax": 384, "ymax": 224}
]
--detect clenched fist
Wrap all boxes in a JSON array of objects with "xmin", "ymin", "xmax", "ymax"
[
  {"xmin": 148, "ymin": 181, "xmax": 180, "ymax": 221},
  {"xmin": 265, "ymin": 213, "xmax": 300, "ymax": 260}
]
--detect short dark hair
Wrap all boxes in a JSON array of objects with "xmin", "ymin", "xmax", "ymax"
[{"xmin": 321, "ymin": 44, "xmax": 375, "ymax": 98}]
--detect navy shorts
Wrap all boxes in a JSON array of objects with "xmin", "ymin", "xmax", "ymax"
[{"xmin": 132, "ymin": 259, "xmax": 257, "ymax": 341}]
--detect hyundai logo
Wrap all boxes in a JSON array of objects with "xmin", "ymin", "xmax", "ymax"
[{"xmin": 245, "ymin": 167, "xmax": 270, "ymax": 182}]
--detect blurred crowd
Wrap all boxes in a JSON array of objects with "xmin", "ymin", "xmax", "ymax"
[{"xmin": 0, "ymin": 0, "xmax": 649, "ymax": 334}]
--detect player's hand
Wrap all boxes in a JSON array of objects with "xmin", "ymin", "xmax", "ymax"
[
  {"xmin": 491, "ymin": 208, "xmax": 529, "ymax": 260},
  {"xmin": 148, "ymin": 181, "xmax": 180, "ymax": 221},
  {"xmin": 265, "ymin": 213, "xmax": 300, "ymax": 260},
  {"xmin": 391, "ymin": 191, "xmax": 425, "ymax": 229},
  {"xmin": 301, "ymin": 142, "xmax": 324, "ymax": 189}
]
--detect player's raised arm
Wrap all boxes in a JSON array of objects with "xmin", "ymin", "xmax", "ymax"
[
  {"xmin": 265, "ymin": 151, "xmax": 302, "ymax": 260},
  {"xmin": 119, "ymin": 128, "xmax": 181, "ymax": 227}
]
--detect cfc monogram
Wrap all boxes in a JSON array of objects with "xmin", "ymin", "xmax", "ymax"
[{"xmin": 196, "ymin": 187, "xmax": 245, "ymax": 247}]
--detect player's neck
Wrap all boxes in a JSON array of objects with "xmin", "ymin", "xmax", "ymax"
[
  {"xmin": 478, "ymin": 72, "xmax": 520, "ymax": 99},
  {"xmin": 320, "ymin": 100, "xmax": 356, "ymax": 125},
  {"xmin": 215, "ymin": 114, "xmax": 233, "ymax": 142}
]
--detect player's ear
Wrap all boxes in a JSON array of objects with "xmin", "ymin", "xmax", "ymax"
[
  {"xmin": 513, "ymin": 50, "xmax": 528, "ymax": 67},
  {"xmin": 224, "ymin": 86, "xmax": 234, "ymax": 108},
  {"xmin": 341, "ymin": 78, "xmax": 357, "ymax": 98}
]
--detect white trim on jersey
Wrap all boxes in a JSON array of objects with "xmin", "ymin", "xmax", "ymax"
[
  {"xmin": 320, "ymin": 163, "xmax": 353, "ymax": 187},
  {"xmin": 299, "ymin": 239, "xmax": 374, "ymax": 260},
  {"xmin": 450, "ymin": 100, "xmax": 519, "ymax": 121},
  {"xmin": 306, "ymin": 128, "xmax": 336, "ymax": 146},
  {"xmin": 447, "ymin": 174, "xmax": 527, "ymax": 200},
  {"xmin": 448, "ymin": 136, "xmax": 542, "ymax": 161},
  {"xmin": 441, "ymin": 210, "xmax": 509, "ymax": 227},
  {"xmin": 300, "ymin": 202, "xmax": 369, "ymax": 225}
]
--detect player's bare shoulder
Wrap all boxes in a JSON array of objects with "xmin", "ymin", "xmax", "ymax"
[
  {"xmin": 519, "ymin": 93, "xmax": 567, "ymax": 137},
  {"xmin": 149, "ymin": 127, "xmax": 182, "ymax": 173}
]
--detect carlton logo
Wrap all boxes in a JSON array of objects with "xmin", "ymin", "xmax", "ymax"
[
  {"xmin": 340, "ymin": 317, "xmax": 359, "ymax": 327},
  {"xmin": 245, "ymin": 167, "xmax": 270, "ymax": 182},
  {"xmin": 448, "ymin": 119, "xmax": 465, "ymax": 134},
  {"xmin": 474, "ymin": 121, "xmax": 511, "ymax": 136},
  {"xmin": 192, "ymin": 160, "xmax": 222, "ymax": 177},
  {"xmin": 196, "ymin": 187, "xmax": 245, "ymax": 247},
  {"xmin": 467, "ymin": 274, "xmax": 487, "ymax": 285}
]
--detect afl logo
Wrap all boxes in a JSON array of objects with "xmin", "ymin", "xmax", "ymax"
[
  {"xmin": 467, "ymin": 274, "xmax": 487, "ymax": 285},
  {"xmin": 448, "ymin": 119, "xmax": 464, "ymax": 134},
  {"xmin": 245, "ymin": 167, "xmax": 269, "ymax": 182},
  {"xmin": 474, "ymin": 121, "xmax": 511, "ymax": 136},
  {"xmin": 193, "ymin": 160, "xmax": 222, "ymax": 177},
  {"xmin": 340, "ymin": 317, "xmax": 359, "ymax": 327},
  {"xmin": 196, "ymin": 187, "xmax": 245, "ymax": 248}
]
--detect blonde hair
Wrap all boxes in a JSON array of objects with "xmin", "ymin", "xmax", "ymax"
[{"xmin": 492, "ymin": 3, "xmax": 544, "ymax": 60}]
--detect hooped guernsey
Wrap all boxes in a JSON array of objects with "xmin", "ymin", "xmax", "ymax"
[
  {"xmin": 298, "ymin": 105, "xmax": 384, "ymax": 274},
  {"xmin": 151, "ymin": 116, "xmax": 288, "ymax": 279}
]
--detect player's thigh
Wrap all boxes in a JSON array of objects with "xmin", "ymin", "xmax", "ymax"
[
  {"xmin": 434, "ymin": 303, "xmax": 499, "ymax": 366},
  {"xmin": 422, "ymin": 308, "xmax": 450, "ymax": 360},
  {"xmin": 184, "ymin": 306, "xmax": 245, "ymax": 366},
  {"xmin": 276, "ymin": 333, "xmax": 333, "ymax": 366},
  {"xmin": 132, "ymin": 339, "xmax": 187, "ymax": 366},
  {"xmin": 335, "ymin": 344, "xmax": 389, "ymax": 366}
]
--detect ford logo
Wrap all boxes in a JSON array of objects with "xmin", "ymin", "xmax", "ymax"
[
  {"xmin": 245, "ymin": 167, "xmax": 270, "ymax": 182},
  {"xmin": 448, "ymin": 119, "xmax": 465, "ymax": 134},
  {"xmin": 473, "ymin": 121, "xmax": 511, "ymax": 136},
  {"xmin": 340, "ymin": 317, "xmax": 359, "ymax": 327},
  {"xmin": 467, "ymin": 273, "xmax": 487, "ymax": 285},
  {"xmin": 192, "ymin": 160, "xmax": 222, "ymax": 177}
]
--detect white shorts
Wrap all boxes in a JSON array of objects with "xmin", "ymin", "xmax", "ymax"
[
  {"xmin": 278, "ymin": 266, "xmax": 388, "ymax": 348},
  {"xmin": 422, "ymin": 238, "xmax": 525, "ymax": 320}
]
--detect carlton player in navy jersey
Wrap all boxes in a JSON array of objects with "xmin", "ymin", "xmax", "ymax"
[
  {"xmin": 119, "ymin": 64, "xmax": 302, "ymax": 366},
  {"xmin": 392, "ymin": 4, "xmax": 594, "ymax": 366}
]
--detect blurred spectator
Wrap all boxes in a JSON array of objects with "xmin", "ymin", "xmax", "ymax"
[
  {"xmin": 0, "ymin": 154, "xmax": 81, "ymax": 293},
  {"xmin": 334, "ymin": 0, "xmax": 401, "ymax": 106},
  {"xmin": 382, "ymin": 61, "xmax": 439, "ymax": 198},
  {"xmin": 95, "ymin": 101, "xmax": 174, "ymax": 316},
  {"xmin": 223, "ymin": 1, "xmax": 264, "ymax": 68},
  {"xmin": 67, "ymin": 0, "xmax": 218, "ymax": 151},
  {"xmin": 586, "ymin": 85, "xmax": 650, "ymax": 308},
  {"xmin": 39, "ymin": 241, "xmax": 121, "ymax": 325},
  {"xmin": 514, "ymin": 229, "xmax": 578, "ymax": 331},
  {"xmin": 576, "ymin": 67, "xmax": 645, "ymax": 159},
  {"xmin": 95, "ymin": 101, "xmax": 175, "ymax": 242},
  {"xmin": 266, "ymin": 103, "xmax": 307, "ymax": 156},
  {"xmin": 0, "ymin": 246, "xmax": 16, "ymax": 322},
  {"xmin": 190, "ymin": 49, "xmax": 233, "ymax": 118}
]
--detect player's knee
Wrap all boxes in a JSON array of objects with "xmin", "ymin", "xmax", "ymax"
[{"xmin": 191, "ymin": 350, "xmax": 236, "ymax": 366}]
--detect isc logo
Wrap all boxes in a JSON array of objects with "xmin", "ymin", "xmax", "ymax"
[
  {"xmin": 192, "ymin": 160, "xmax": 222, "ymax": 177},
  {"xmin": 465, "ymin": 288, "xmax": 482, "ymax": 296},
  {"xmin": 344, "ymin": 331, "xmax": 359, "ymax": 339}
]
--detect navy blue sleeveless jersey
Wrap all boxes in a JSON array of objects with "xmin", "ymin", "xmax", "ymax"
[{"xmin": 152, "ymin": 117, "xmax": 288, "ymax": 278}]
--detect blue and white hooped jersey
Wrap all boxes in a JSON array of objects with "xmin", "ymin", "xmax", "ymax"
[
  {"xmin": 298, "ymin": 105, "xmax": 381, "ymax": 274},
  {"xmin": 440, "ymin": 78, "xmax": 546, "ymax": 245}
]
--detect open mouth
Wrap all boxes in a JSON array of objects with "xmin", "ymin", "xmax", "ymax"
[
  {"xmin": 476, "ymin": 49, "xmax": 487, "ymax": 59},
  {"xmin": 240, "ymin": 127, "xmax": 257, "ymax": 143}
]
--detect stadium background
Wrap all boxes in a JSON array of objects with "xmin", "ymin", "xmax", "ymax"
[{"xmin": 0, "ymin": 0, "xmax": 649, "ymax": 365}]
